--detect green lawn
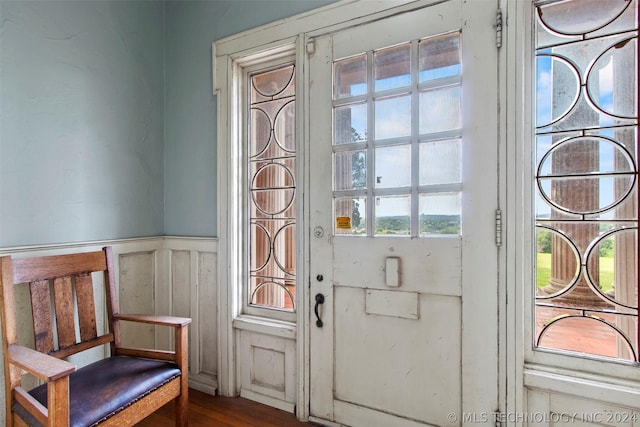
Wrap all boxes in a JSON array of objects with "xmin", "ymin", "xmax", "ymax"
[{"xmin": 536, "ymin": 253, "xmax": 614, "ymax": 292}]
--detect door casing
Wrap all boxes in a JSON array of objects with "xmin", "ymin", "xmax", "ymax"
[
  {"xmin": 214, "ymin": 0, "xmax": 509, "ymax": 421},
  {"xmin": 306, "ymin": 1, "xmax": 502, "ymax": 424}
]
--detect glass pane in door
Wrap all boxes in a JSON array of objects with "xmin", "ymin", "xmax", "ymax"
[{"xmin": 332, "ymin": 33, "xmax": 463, "ymax": 237}]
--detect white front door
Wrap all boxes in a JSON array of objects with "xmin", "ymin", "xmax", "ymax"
[{"xmin": 307, "ymin": 1, "xmax": 500, "ymax": 425}]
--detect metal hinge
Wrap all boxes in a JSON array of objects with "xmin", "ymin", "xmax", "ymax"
[
  {"xmin": 495, "ymin": 8, "xmax": 503, "ymax": 48},
  {"xmin": 495, "ymin": 208, "xmax": 503, "ymax": 247},
  {"xmin": 306, "ymin": 39, "xmax": 316, "ymax": 55}
]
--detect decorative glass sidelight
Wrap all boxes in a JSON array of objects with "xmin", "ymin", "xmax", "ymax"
[
  {"xmin": 248, "ymin": 64, "xmax": 296, "ymax": 311},
  {"xmin": 332, "ymin": 32, "xmax": 463, "ymax": 237},
  {"xmin": 533, "ymin": 0, "xmax": 639, "ymax": 362}
]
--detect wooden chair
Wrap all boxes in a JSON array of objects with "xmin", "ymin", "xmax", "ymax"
[{"xmin": 0, "ymin": 246, "xmax": 191, "ymax": 427}]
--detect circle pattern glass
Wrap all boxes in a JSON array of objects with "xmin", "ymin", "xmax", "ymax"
[
  {"xmin": 538, "ymin": 0, "xmax": 630, "ymax": 35},
  {"xmin": 537, "ymin": 136, "xmax": 636, "ymax": 215}
]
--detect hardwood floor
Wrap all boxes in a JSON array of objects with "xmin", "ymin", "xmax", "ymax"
[{"xmin": 135, "ymin": 389, "xmax": 310, "ymax": 426}]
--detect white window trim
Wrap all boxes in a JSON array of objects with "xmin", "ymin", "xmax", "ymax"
[
  {"xmin": 215, "ymin": 0, "xmax": 640, "ymax": 420},
  {"xmin": 241, "ymin": 53, "xmax": 298, "ymax": 323},
  {"xmin": 504, "ymin": 0, "xmax": 640, "ymax": 417},
  {"xmin": 214, "ymin": 3, "xmax": 464, "ymax": 413},
  {"xmin": 215, "ymin": 36, "xmax": 301, "ymax": 401}
]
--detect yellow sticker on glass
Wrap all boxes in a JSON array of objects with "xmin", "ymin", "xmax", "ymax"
[{"xmin": 336, "ymin": 216, "xmax": 352, "ymax": 229}]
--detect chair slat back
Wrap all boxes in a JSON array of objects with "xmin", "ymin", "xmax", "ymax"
[
  {"xmin": 53, "ymin": 276, "xmax": 76, "ymax": 349},
  {"xmin": 10, "ymin": 249, "xmax": 115, "ymax": 358},
  {"xmin": 29, "ymin": 280, "xmax": 55, "ymax": 354},
  {"xmin": 76, "ymin": 273, "xmax": 98, "ymax": 342}
]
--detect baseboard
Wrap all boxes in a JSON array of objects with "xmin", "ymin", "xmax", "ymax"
[
  {"xmin": 189, "ymin": 372, "xmax": 218, "ymax": 396},
  {"xmin": 240, "ymin": 388, "xmax": 295, "ymax": 413}
]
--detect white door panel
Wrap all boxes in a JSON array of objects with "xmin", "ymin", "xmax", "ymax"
[
  {"xmin": 334, "ymin": 287, "xmax": 461, "ymax": 424},
  {"xmin": 308, "ymin": 1, "xmax": 498, "ymax": 425},
  {"xmin": 333, "ymin": 237, "xmax": 461, "ymax": 295}
]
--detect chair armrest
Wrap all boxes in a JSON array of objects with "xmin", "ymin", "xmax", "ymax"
[
  {"xmin": 8, "ymin": 344, "xmax": 76, "ymax": 382},
  {"xmin": 114, "ymin": 314, "xmax": 191, "ymax": 327},
  {"xmin": 113, "ymin": 315, "xmax": 190, "ymax": 369}
]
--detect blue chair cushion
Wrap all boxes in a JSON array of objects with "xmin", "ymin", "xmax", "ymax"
[{"xmin": 13, "ymin": 355, "xmax": 180, "ymax": 427}]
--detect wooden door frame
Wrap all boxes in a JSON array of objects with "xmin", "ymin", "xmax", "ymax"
[
  {"xmin": 504, "ymin": 0, "xmax": 640, "ymax": 421},
  {"xmin": 214, "ymin": 0, "xmax": 508, "ymax": 420}
]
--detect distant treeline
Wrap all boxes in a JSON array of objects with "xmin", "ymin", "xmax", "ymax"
[{"xmin": 374, "ymin": 215, "xmax": 460, "ymax": 235}]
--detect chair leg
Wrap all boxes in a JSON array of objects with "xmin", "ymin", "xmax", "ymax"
[{"xmin": 175, "ymin": 387, "xmax": 189, "ymax": 427}]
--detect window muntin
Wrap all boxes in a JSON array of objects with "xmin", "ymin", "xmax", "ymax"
[
  {"xmin": 533, "ymin": 0, "xmax": 639, "ymax": 363},
  {"xmin": 248, "ymin": 63, "xmax": 297, "ymax": 313},
  {"xmin": 332, "ymin": 32, "xmax": 462, "ymax": 237}
]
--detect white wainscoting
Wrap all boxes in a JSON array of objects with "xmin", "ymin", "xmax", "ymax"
[
  {"xmin": 234, "ymin": 316, "xmax": 297, "ymax": 413},
  {"xmin": 0, "ymin": 236, "xmax": 218, "ymax": 425},
  {"xmin": 163, "ymin": 237, "xmax": 218, "ymax": 395}
]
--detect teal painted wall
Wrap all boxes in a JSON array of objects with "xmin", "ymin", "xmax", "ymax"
[
  {"xmin": 0, "ymin": 0, "xmax": 336, "ymax": 246},
  {"xmin": 163, "ymin": 0, "xmax": 336, "ymax": 237},
  {"xmin": 0, "ymin": 1, "xmax": 165, "ymax": 246}
]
